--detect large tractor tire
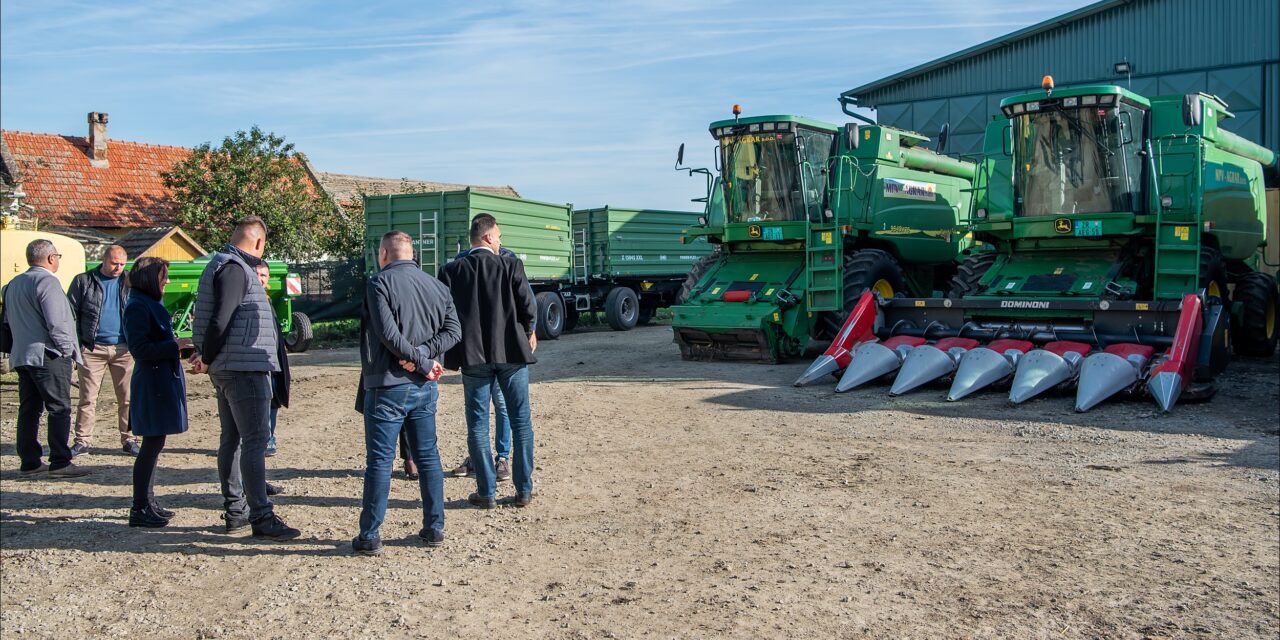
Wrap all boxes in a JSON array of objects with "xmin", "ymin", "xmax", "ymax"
[
  {"xmin": 604, "ymin": 287, "xmax": 640, "ymax": 331},
  {"xmin": 284, "ymin": 311, "xmax": 313, "ymax": 353},
  {"xmin": 1231, "ymin": 271, "xmax": 1278, "ymax": 357},
  {"xmin": 535, "ymin": 292, "xmax": 565, "ymax": 340},
  {"xmin": 819, "ymin": 249, "xmax": 908, "ymax": 338},
  {"xmin": 947, "ymin": 252, "xmax": 998, "ymax": 298},
  {"xmin": 676, "ymin": 248, "xmax": 722, "ymax": 305},
  {"xmin": 1200, "ymin": 247, "xmax": 1230, "ymax": 304}
]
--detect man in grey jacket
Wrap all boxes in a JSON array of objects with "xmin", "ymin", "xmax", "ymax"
[
  {"xmin": 353, "ymin": 230, "xmax": 461, "ymax": 555},
  {"xmin": 190, "ymin": 217, "xmax": 299, "ymax": 541},
  {"xmin": 2, "ymin": 239, "xmax": 90, "ymax": 478}
]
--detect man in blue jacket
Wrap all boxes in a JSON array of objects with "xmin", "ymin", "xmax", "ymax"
[{"xmin": 353, "ymin": 230, "xmax": 461, "ymax": 555}]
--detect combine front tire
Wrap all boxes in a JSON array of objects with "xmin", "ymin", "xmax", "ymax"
[
  {"xmin": 535, "ymin": 292, "xmax": 565, "ymax": 340},
  {"xmin": 284, "ymin": 311, "xmax": 313, "ymax": 353},
  {"xmin": 1232, "ymin": 271, "xmax": 1278, "ymax": 357},
  {"xmin": 604, "ymin": 287, "xmax": 639, "ymax": 331},
  {"xmin": 677, "ymin": 248, "xmax": 721, "ymax": 305},
  {"xmin": 1200, "ymin": 247, "xmax": 1230, "ymax": 304},
  {"xmin": 820, "ymin": 249, "xmax": 907, "ymax": 338},
  {"xmin": 947, "ymin": 252, "xmax": 997, "ymax": 298}
]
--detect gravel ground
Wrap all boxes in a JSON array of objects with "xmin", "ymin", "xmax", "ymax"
[{"xmin": 1, "ymin": 324, "xmax": 1277, "ymax": 639}]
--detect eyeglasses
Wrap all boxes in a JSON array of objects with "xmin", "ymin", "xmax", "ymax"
[{"xmin": 51, "ymin": 254, "xmax": 62, "ymax": 259}]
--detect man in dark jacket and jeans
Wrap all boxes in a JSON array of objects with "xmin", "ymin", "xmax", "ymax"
[
  {"xmin": 67, "ymin": 244, "xmax": 137, "ymax": 456},
  {"xmin": 353, "ymin": 230, "xmax": 461, "ymax": 555},
  {"xmin": 190, "ymin": 216, "xmax": 299, "ymax": 541},
  {"xmin": 439, "ymin": 214, "xmax": 538, "ymax": 510}
]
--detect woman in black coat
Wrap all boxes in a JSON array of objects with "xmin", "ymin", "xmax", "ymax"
[{"xmin": 122, "ymin": 257, "xmax": 189, "ymax": 528}]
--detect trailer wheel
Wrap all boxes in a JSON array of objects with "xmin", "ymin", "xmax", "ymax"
[
  {"xmin": 1231, "ymin": 271, "xmax": 1278, "ymax": 357},
  {"xmin": 563, "ymin": 307, "xmax": 580, "ymax": 333},
  {"xmin": 947, "ymin": 252, "xmax": 997, "ymax": 298},
  {"xmin": 604, "ymin": 287, "xmax": 640, "ymax": 331},
  {"xmin": 818, "ymin": 249, "xmax": 908, "ymax": 339},
  {"xmin": 284, "ymin": 311, "xmax": 313, "ymax": 353},
  {"xmin": 535, "ymin": 292, "xmax": 565, "ymax": 340},
  {"xmin": 677, "ymin": 248, "xmax": 722, "ymax": 305}
]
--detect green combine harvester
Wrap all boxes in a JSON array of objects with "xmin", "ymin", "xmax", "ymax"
[
  {"xmin": 87, "ymin": 258, "xmax": 311, "ymax": 353},
  {"xmin": 804, "ymin": 77, "xmax": 1279, "ymax": 413},
  {"xmin": 672, "ymin": 107, "xmax": 979, "ymax": 364}
]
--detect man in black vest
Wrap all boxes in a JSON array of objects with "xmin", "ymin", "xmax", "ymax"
[
  {"xmin": 190, "ymin": 217, "xmax": 299, "ymax": 541},
  {"xmin": 353, "ymin": 230, "xmax": 461, "ymax": 555},
  {"xmin": 438, "ymin": 214, "xmax": 538, "ymax": 509}
]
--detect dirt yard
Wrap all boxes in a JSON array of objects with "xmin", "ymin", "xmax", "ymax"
[{"xmin": 1, "ymin": 324, "xmax": 1277, "ymax": 639}]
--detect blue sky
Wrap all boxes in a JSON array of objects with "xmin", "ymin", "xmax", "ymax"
[{"xmin": 1, "ymin": 1, "xmax": 1087, "ymax": 211}]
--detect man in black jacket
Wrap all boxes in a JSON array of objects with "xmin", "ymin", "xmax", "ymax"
[
  {"xmin": 354, "ymin": 230, "xmax": 461, "ymax": 555},
  {"xmin": 438, "ymin": 214, "xmax": 538, "ymax": 510},
  {"xmin": 67, "ymin": 244, "xmax": 136, "ymax": 456}
]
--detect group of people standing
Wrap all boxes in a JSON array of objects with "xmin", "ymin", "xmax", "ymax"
[{"xmin": 3, "ymin": 212, "xmax": 538, "ymax": 552}]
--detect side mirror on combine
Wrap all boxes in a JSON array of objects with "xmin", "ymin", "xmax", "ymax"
[
  {"xmin": 844, "ymin": 123, "xmax": 860, "ymax": 149},
  {"xmin": 1182, "ymin": 95, "xmax": 1202, "ymax": 127},
  {"xmin": 937, "ymin": 123, "xmax": 950, "ymax": 154},
  {"xmin": 675, "ymin": 143, "xmax": 686, "ymax": 169}
]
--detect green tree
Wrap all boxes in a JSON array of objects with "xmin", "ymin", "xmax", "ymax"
[{"xmin": 163, "ymin": 126, "xmax": 348, "ymax": 262}]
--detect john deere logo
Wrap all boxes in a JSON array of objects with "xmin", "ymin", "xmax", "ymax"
[
  {"xmin": 748, "ymin": 225, "xmax": 762, "ymax": 238},
  {"xmin": 1054, "ymin": 218, "xmax": 1072, "ymax": 234}
]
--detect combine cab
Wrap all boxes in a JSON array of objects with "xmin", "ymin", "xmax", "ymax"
[
  {"xmin": 804, "ymin": 79, "xmax": 1279, "ymax": 412},
  {"xmin": 673, "ymin": 109, "xmax": 979, "ymax": 364}
]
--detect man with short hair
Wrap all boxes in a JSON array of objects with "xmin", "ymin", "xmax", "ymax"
[
  {"xmin": 2, "ymin": 239, "xmax": 90, "ymax": 478},
  {"xmin": 446, "ymin": 244, "xmax": 536, "ymax": 483},
  {"xmin": 68, "ymin": 244, "xmax": 137, "ymax": 456},
  {"xmin": 354, "ymin": 230, "xmax": 461, "ymax": 555},
  {"xmin": 438, "ymin": 214, "xmax": 538, "ymax": 509},
  {"xmin": 190, "ymin": 217, "xmax": 299, "ymax": 540}
]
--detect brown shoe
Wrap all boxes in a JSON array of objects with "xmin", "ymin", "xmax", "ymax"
[
  {"xmin": 403, "ymin": 459, "xmax": 419, "ymax": 480},
  {"xmin": 502, "ymin": 489, "xmax": 537, "ymax": 508},
  {"xmin": 49, "ymin": 463, "xmax": 91, "ymax": 479},
  {"xmin": 19, "ymin": 464, "xmax": 48, "ymax": 477},
  {"xmin": 467, "ymin": 492, "xmax": 496, "ymax": 509},
  {"xmin": 495, "ymin": 457, "xmax": 511, "ymax": 482},
  {"xmin": 449, "ymin": 457, "xmax": 471, "ymax": 478}
]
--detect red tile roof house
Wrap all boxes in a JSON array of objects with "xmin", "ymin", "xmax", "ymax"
[{"xmin": 0, "ymin": 112, "xmax": 520, "ymax": 259}]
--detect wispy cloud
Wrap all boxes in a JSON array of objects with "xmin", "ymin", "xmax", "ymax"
[{"xmin": 1, "ymin": 0, "xmax": 1090, "ymax": 208}]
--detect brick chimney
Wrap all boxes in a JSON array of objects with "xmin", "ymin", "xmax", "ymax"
[{"xmin": 87, "ymin": 112, "xmax": 109, "ymax": 167}]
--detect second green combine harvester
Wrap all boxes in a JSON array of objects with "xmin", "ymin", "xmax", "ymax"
[
  {"xmin": 673, "ymin": 107, "xmax": 979, "ymax": 364},
  {"xmin": 802, "ymin": 77, "xmax": 1279, "ymax": 413}
]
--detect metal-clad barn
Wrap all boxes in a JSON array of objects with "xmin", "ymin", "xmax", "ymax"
[{"xmin": 842, "ymin": 0, "xmax": 1280, "ymax": 157}]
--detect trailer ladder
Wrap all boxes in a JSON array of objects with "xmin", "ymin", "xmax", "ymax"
[
  {"xmin": 417, "ymin": 209, "xmax": 440, "ymax": 276},
  {"xmin": 572, "ymin": 228, "xmax": 589, "ymax": 285}
]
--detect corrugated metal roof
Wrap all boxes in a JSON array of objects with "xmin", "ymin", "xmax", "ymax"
[{"xmin": 844, "ymin": 0, "xmax": 1280, "ymax": 106}]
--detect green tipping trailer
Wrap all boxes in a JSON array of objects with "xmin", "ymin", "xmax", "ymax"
[
  {"xmin": 363, "ymin": 189, "xmax": 574, "ymax": 282},
  {"xmin": 86, "ymin": 258, "xmax": 311, "ymax": 353},
  {"xmin": 805, "ymin": 80, "xmax": 1279, "ymax": 414},
  {"xmin": 364, "ymin": 191, "xmax": 709, "ymax": 340},
  {"xmin": 565, "ymin": 207, "xmax": 714, "ymax": 333}
]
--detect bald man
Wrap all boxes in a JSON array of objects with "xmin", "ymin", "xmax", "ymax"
[
  {"xmin": 68, "ymin": 244, "xmax": 136, "ymax": 456},
  {"xmin": 190, "ymin": 216, "xmax": 300, "ymax": 541}
]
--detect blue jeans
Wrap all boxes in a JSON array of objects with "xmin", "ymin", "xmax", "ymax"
[
  {"xmin": 461, "ymin": 364, "xmax": 533, "ymax": 498},
  {"xmin": 358, "ymin": 382, "xmax": 444, "ymax": 540},
  {"xmin": 491, "ymin": 380, "xmax": 511, "ymax": 460}
]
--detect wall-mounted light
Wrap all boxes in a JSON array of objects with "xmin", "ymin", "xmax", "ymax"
[{"xmin": 1113, "ymin": 61, "xmax": 1132, "ymax": 75}]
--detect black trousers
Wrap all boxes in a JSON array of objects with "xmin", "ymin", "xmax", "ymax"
[
  {"xmin": 15, "ymin": 356, "xmax": 75, "ymax": 470},
  {"xmin": 133, "ymin": 435, "xmax": 167, "ymax": 509}
]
